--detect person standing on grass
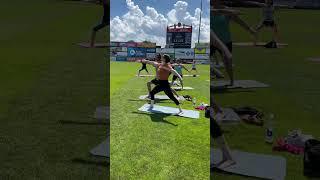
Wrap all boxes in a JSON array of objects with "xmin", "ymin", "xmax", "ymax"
[
  {"xmin": 190, "ymin": 60, "xmax": 198, "ymax": 75},
  {"xmin": 146, "ymin": 54, "xmax": 179, "ymax": 98},
  {"xmin": 137, "ymin": 61, "xmax": 149, "ymax": 76},
  {"xmin": 137, "ymin": 54, "xmax": 184, "ymax": 114},
  {"xmin": 252, "ymin": 0, "xmax": 280, "ymax": 48},
  {"xmin": 207, "ymin": 94, "xmax": 236, "ymax": 169},
  {"xmin": 90, "ymin": 0, "xmax": 108, "ymax": 47},
  {"xmin": 171, "ymin": 59, "xmax": 190, "ymax": 87},
  {"xmin": 211, "ymin": 0, "xmax": 257, "ymax": 85}
]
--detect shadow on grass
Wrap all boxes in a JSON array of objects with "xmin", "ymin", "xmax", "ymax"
[
  {"xmin": 71, "ymin": 158, "xmax": 109, "ymax": 167},
  {"xmin": 132, "ymin": 111, "xmax": 178, "ymax": 127},
  {"xmin": 59, "ymin": 120, "xmax": 107, "ymax": 126}
]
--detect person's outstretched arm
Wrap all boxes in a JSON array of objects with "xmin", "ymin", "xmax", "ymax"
[
  {"xmin": 136, "ymin": 59, "xmax": 158, "ymax": 66},
  {"xmin": 165, "ymin": 67, "xmax": 183, "ymax": 88},
  {"xmin": 182, "ymin": 65, "xmax": 191, "ymax": 73},
  {"xmin": 230, "ymin": 15, "xmax": 256, "ymax": 36}
]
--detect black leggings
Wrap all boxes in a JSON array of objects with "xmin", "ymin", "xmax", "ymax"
[
  {"xmin": 172, "ymin": 74, "xmax": 183, "ymax": 82},
  {"xmin": 139, "ymin": 66, "xmax": 148, "ymax": 73},
  {"xmin": 93, "ymin": 5, "xmax": 109, "ymax": 31},
  {"xmin": 211, "ymin": 117, "xmax": 223, "ymax": 138},
  {"xmin": 150, "ymin": 80, "xmax": 180, "ymax": 105}
]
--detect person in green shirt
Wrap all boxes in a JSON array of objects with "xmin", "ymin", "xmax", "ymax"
[{"xmin": 211, "ymin": 0, "xmax": 257, "ymax": 86}]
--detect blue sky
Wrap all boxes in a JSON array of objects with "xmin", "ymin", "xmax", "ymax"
[
  {"xmin": 110, "ymin": 0, "xmax": 210, "ymax": 47},
  {"xmin": 111, "ymin": 0, "xmax": 210, "ymax": 19}
]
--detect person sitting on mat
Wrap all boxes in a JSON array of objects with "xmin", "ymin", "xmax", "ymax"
[
  {"xmin": 207, "ymin": 95, "xmax": 236, "ymax": 169},
  {"xmin": 211, "ymin": 0, "xmax": 257, "ymax": 85},
  {"xmin": 137, "ymin": 60, "xmax": 149, "ymax": 76},
  {"xmin": 137, "ymin": 54, "xmax": 184, "ymax": 114},
  {"xmin": 190, "ymin": 60, "xmax": 198, "ymax": 75},
  {"xmin": 171, "ymin": 59, "xmax": 190, "ymax": 87},
  {"xmin": 90, "ymin": 0, "xmax": 109, "ymax": 47},
  {"xmin": 146, "ymin": 54, "xmax": 179, "ymax": 99}
]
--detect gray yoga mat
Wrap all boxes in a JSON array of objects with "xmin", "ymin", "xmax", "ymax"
[
  {"xmin": 138, "ymin": 104, "xmax": 199, "ymax": 119},
  {"xmin": 172, "ymin": 86, "xmax": 194, "ymax": 90},
  {"xmin": 90, "ymin": 137, "xmax": 110, "ymax": 158},
  {"xmin": 211, "ymin": 80, "xmax": 269, "ymax": 89},
  {"xmin": 77, "ymin": 42, "xmax": 108, "ymax": 48},
  {"xmin": 139, "ymin": 95, "xmax": 184, "ymax": 100},
  {"xmin": 214, "ymin": 108, "xmax": 241, "ymax": 124},
  {"xmin": 211, "ymin": 148, "xmax": 286, "ymax": 180},
  {"xmin": 233, "ymin": 42, "xmax": 288, "ymax": 47},
  {"xmin": 93, "ymin": 106, "xmax": 109, "ymax": 119}
]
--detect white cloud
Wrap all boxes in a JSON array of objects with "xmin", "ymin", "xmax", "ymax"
[{"xmin": 110, "ymin": 0, "xmax": 210, "ymax": 47}]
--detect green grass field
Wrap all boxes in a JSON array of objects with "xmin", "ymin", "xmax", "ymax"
[
  {"xmin": 110, "ymin": 62, "xmax": 210, "ymax": 179},
  {"xmin": 0, "ymin": 0, "xmax": 108, "ymax": 179},
  {"xmin": 212, "ymin": 8, "xmax": 320, "ymax": 180}
]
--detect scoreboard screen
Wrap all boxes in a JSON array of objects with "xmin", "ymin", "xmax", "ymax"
[{"xmin": 166, "ymin": 23, "xmax": 192, "ymax": 48}]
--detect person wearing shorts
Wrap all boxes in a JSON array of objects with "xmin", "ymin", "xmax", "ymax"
[
  {"xmin": 254, "ymin": 0, "xmax": 279, "ymax": 47},
  {"xmin": 90, "ymin": 0, "xmax": 109, "ymax": 47}
]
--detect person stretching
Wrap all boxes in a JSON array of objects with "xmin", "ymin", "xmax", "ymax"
[
  {"xmin": 190, "ymin": 60, "xmax": 198, "ymax": 75},
  {"xmin": 90, "ymin": 0, "xmax": 109, "ymax": 47},
  {"xmin": 171, "ymin": 59, "xmax": 190, "ymax": 87},
  {"xmin": 207, "ymin": 94, "xmax": 235, "ymax": 169},
  {"xmin": 138, "ymin": 54, "xmax": 183, "ymax": 114},
  {"xmin": 253, "ymin": 0, "xmax": 280, "ymax": 48},
  {"xmin": 137, "ymin": 61, "xmax": 149, "ymax": 76},
  {"xmin": 146, "ymin": 54, "xmax": 179, "ymax": 98}
]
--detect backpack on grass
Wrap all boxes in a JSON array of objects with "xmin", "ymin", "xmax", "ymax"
[{"xmin": 304, "ymin": 139, "xmax": 320, "ymax": 177}]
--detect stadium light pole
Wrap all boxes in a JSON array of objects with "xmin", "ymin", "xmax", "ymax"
[{"xmin": 197, "ymin": 0, "xmax": 203, "ymax": 44}]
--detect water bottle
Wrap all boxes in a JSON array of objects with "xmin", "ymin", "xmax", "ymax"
[
  {"xmin": 265, "ymin": 113, "xmax": 274, "ymax": 144},
  {"xmin": 192, "ymin": 97, "xmax": 197, "ymax": 107}
]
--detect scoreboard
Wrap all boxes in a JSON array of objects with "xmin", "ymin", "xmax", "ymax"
[{"xmin": 166, "ymin": 23, "xmax": 192, "ymax": 48}]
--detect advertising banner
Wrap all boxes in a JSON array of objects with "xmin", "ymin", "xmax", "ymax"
[
  {"xmin": 116, "ymin": 57, "xmax": 127, "ymax": 61},
  {"xmin": 127, "ymin": 47, "xmax": 146, "ymax": 58},
  {"xmin": 174, "ymin": 48, "xmax": 194, "ymax": 59},
  {"xmin": 146, "ymin": 53, "xmax": 156, "ymax": 59},
  {"xmin": 195, "ymin": 42, "xmax": 209, "ymax": 48},
  {"xmin": 194, "ymin": 47, "xmax": 207, "ymax": 54},
  {"xmin": 127, "ymin": 57, "xmax": 144, "ymax": 62},
  {"xmin": 146, "ymin": 48, "xmax": 156, "ymax": 53},
  {"xmin": 114, "ymin": 51, "xmax": 127, "ymax": 57},
  {"xmin": 156, "ymin": 48, "xmax": 174, "ymax": 54},
  {"xmin": 194, "ymin": 53, "xmax": 209, "ymax": 60}
]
